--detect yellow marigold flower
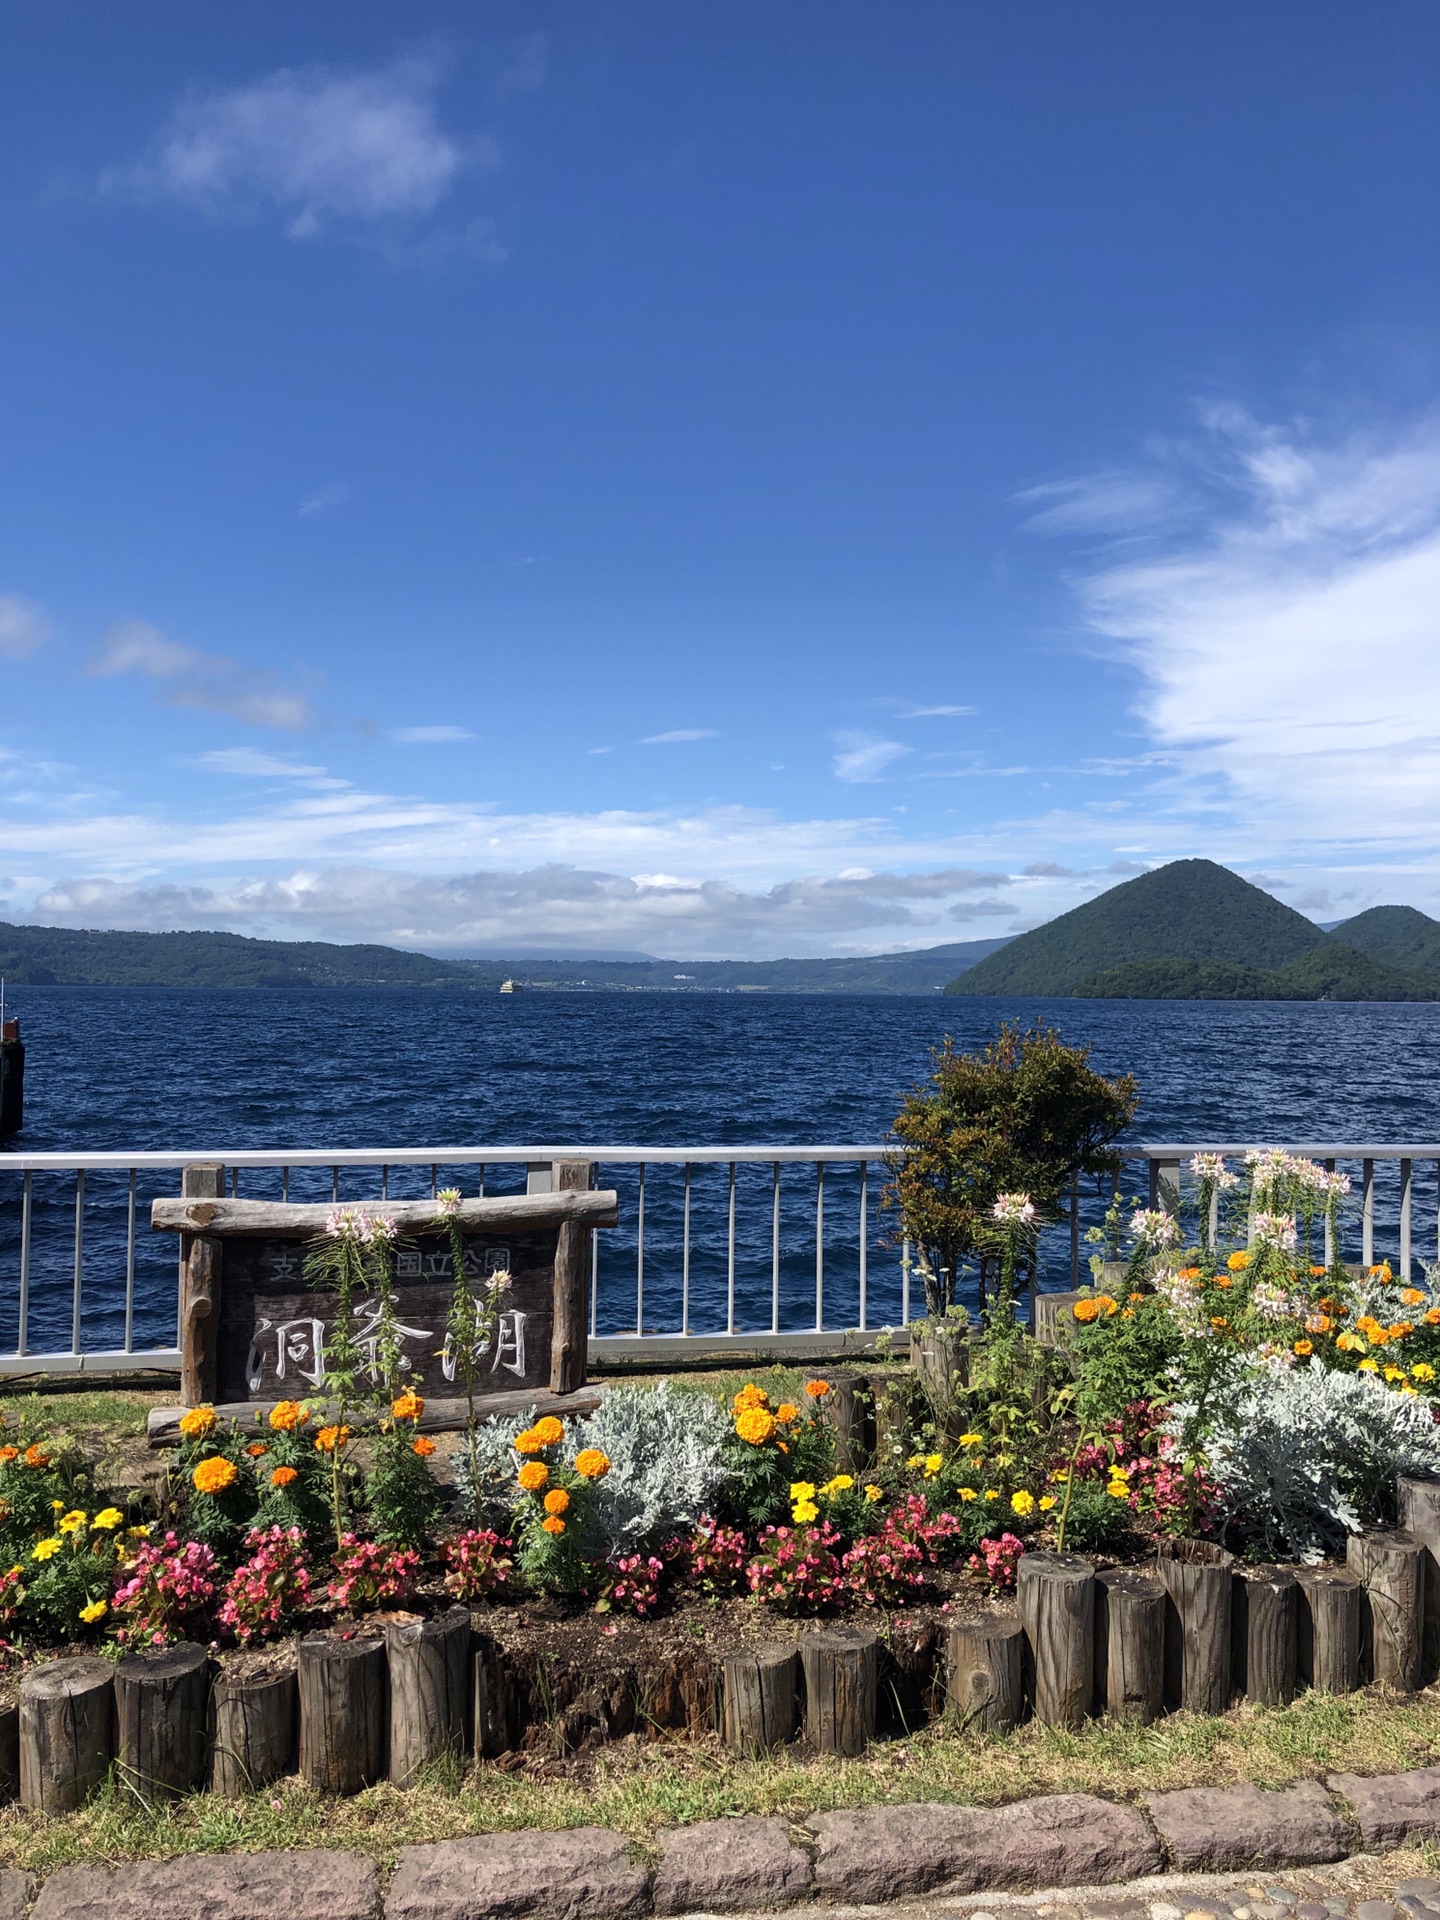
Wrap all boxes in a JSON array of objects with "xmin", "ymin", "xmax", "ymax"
[
  {"xmin": 1412, "ymin": 1363, "xmax": 1436, "ymax": 1383},
  {"xmin": 79, "ymin": 1599, "xmax": 107, "ymax": 1625},
  {"xmin": 1107, "ymin": 1481, "xmax": 1131, "ymax": 1499},
  {"xmin": 984, "ymin": 1488, "xmax": 999, "ymax": 1501},
  {"xmin": 541, "ymin": 1516, "xmax": 566, "ymax": 1536},
  {"xmin": 804, "ymin": 1379, "xmax": 830, "ymax": 1399},
  {"xmin": 1011, "ymin": 1490, "xmax": 1035, "ymax": 1517},
  {"xmin": 1385, "ymin": 1365, "xmax": 1407, "ymax": 1383},
  {"xmin": 1337, "ymin": 1331, "xmax": 1367, "ymax": 1352},
  {"xmin": 543, "ymin": 1487, "xmax": 570, "ymax": 1515},
  {"xmin": 1210, "ymin": 1316, "xmax": 1229, "ymax": 1330},
  {"xmin": 1072, "ymin": 1298, "xmax": 1101, "ymax": 1323},
  {"xmin": 1402, "ymin": 1288, "xmax": 1427, "ymax": 1306},
  {"xmin": 1227, "ymin": 1250, "xmax": 1251, "ymax": 1272},
  {"xmin": 269, "ymin": 1401, "xmax": 308, "ymax": 1431},
  {"xmin": 1293, "ymin": 1339, "xmax": 1314, "ymax": 1357},
  {"xmin": 1121, "ymin": 1308, "xmax": 1135, "ymax": 1319},
  {"xmin": 573, "ymin": 1448, "xmax": 611, "ymax": 1480},
  {"xmin": 775, "ymin": 1403, "xmax": 799, "ymax": 1424},
  {"xmin": 1402, "ymin": 1384, "xmax": 1420, "ymax": 1397},
  {"xmin": 821, "ymin": 1474, "xmax": 854, "ymax": 1496},
  {"xmin": 178, "ymin": 1405, "xmax": 216, "ymax": 1439},
  {"xmin": 791, "ymin": 1499, "xmax": 820, "ymax": 1523},
  {"xmin": 391, "ymin": 1390, "xmax": 424, "ymax": 1422},
  {"xmin": 959, "ymin": 1432, "xmax": 984, "ymax": 1447},
  {"xmin": 412, "ymin": 1436, "xmax": 437, "ymax": 1458},
  {"xmin": 1371, "ymin": 1262, "xmax": 1393, "ymax": 1280},
  {"xmin": 514, "ymin": 1428, "xmax": 545, "ymax": 1455},
  {"xmin": 532, "ymin": 1415, "xmax": 565, "ymax": 1446},
  {"xmin": 864, "ymin": 1484, "xmax": 884, "ymax": 1502},
  {"xmin": 924, "ymin": 1453, "xmax": 943, "ymax": 1476},
  {"xmin": 128, "ymin": 1524, "xmax": 151, "ymax": 1539},
  {"xmin": 1358, "ymin": 1359, "xmax": 1380, "ymax": 1374},
  {"xmin": 314, "ymin": 1425, "xmax": 349, "ymax": 1452},
  {"xmin": 271, "ymin": 1465, "xmax": 298, "ymax": 1487},
  {"xmin": 959, "ymin": 1487, "xmax": 978, "ymax": 1502},
  {"xmin": 92, "ymin": 1508, "xmax": 123, "ymax": 1531},
  {"xmin": 735, "ymin": 1407, "xmax": 777, "ymax": 1445},
  {"xmin": 732, "ymin": 1384, "xmax": 768, "ymax": 1412},
  {"xmin": 1095, "ymin": 1294, "xmax": 1119, "ymax": 1317},
  {"xmin": 1038, "ymin": 1494, "xmax": 1057, "ymax": 1511},
  {"xmin": 51, "ymin": 1500, "xmax": 63, "ymax": 1512},
  {"xmin": 32, "ymin": 1538, "xmax": 60, "ymax": 1561},
  {"xmin": 193, "ymin": 1456, "xmax": 238, "ymax": 1495},
  {"xmin": 58, "ymin": 1510, "xmax": 86, "ymax": 1534},
  {"xmin": 789, "ymin": 1481, "xmax": 816, "ymax": 1500},
  {"xmin": 518, "ymin": 1461, "xmax": 549, "ymax": 1491}
]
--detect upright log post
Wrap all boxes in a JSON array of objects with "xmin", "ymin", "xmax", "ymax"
[
  {"xmin": 945, "ymin": 1608, "xmax": 1024, "ymax": 1732},
  {"xmin": 298, "ymin": 1632, "xmax": 387, "ymax": 1794},
  {"xmin": 387, "ymin": 1606, "xmax": 471, "ymax": 1786},
  {"xmin": 812, "ymin": 1370, "xmax": 874, "ymax": 1475},
  {"xmin": 19, "ymin": 1657, "xmax": 115, "ymax": 1813},
  {"xmin": 909, "ymin": 1324, "xmax": 968, "ymax": 1441},
  {"xmin": 1398, "ymin": 1476, "xmax": 1440, "ymax": 1680},
  {"xmin": 0, "ymin": 1701, "xmax": 17, "ymax": 1805},
  {"xmin": 1295, "ymin": 1566, "xmax": 1362, "ymax": 1695},
  {"xmin": 1233, "ymin": 1565, "xmax": 1298, "ymax": 1706},
  {"xmin": 1348, "ymin": 1528, "xmax": 1425, "ymax": 1692},
  {"xmin": 115, "ymin": 1642, "xmax": 209, "ymax": 1801},
  {"xmin": 722, "ymin": 1645, "xmax": 799, "ymax": 1754},
  {"xmin": 1156, "ymin": 1537, "xmax": 1234, "ymax": 1714},
  {"xmin": 209, "ymin": 1664, "xmax": 297, "ymax": 1796},
  {"xmin": 1017, "ymin": 1552, "xmax": 1095, "ymax": 1729},
  {"xmin": 1094, "ymin": 1569, "xmax": 1165, "ymax": 1724},
  {"xmin": 550, "ymin": 1160, "xmax": 594, "ymax": 1393},
  {"xmin": 800, "ymin": 1626, "xmax": 877, "ymax": 1756},
  {"xmin": 179, "ymin": 1162, "xmax": 224, "ymax": 1408}
]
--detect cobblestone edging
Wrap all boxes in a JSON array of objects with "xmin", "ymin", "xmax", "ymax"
[{"xmin": 14, "ymin": 1767, "xmax": 1440, "ymax": 1920}]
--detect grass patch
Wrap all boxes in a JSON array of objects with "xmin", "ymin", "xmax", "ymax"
[
  {"xmin": 0, "ymin": 1687, "xmax": 1436, "ymax": 1875},
  {"xmin": 0, "ymin": 1388, "xmax": 167, "ymax": 1440}
]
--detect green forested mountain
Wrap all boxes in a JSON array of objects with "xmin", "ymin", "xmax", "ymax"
[
  {"xmin": 1328, "ymin": 905, "xmax": 1440, "ymax": 976},
  {"xmin": 948, "ymin": 860, "xmax": 1329, "ymax": 996},
  {"xmin": 1075, "ymin": 946, "xmax": 1439, "ymax": 1002},
  {"xmin": 0, "ymin": 921, "xmax": 1008, "ymax": 993}
]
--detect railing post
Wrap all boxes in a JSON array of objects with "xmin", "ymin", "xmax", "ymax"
[
  {"xmin": 71, "ymin": 1170, "xmax": 85, "ymax": 1356},
  {"xmin": 18, "ymin": 1170, "xmax": 31, "ymax": 1357},
  {"xmin": 814, "ymin": 1161, "xmax": 825, "ymax": 1333},
  {"xmin": 1400, "ymin": 1157, "xmax": 1413, "ymax": 1279},
  {"xmin": 901, "ymin": 1238, "xmax": 911, "ymax": 1326},
  {"xmin": 124, "ymin": 1169, "xmax": 137, "ymax": 1354},
  {"xmin": 682, "ymin": 1162, "xmax": 691, "ymax": 1336},
  {"xmin": 635, "ymin": 1162, "xmax": 645, "ymax": 1338},
  {"xmin": 858, "ymin": 1160, "xmax": 869, "ymax": 1332},
  {"xmin": 1068, "ymin": 1173, "xmax": 1079, "ymax": 1288},
  {"xmin": 1363, "ymin": 1158, "xmax": 1375, "ymax": 1268},
  {"xmin": 726, "ymin": 1162, "xmax": 737, "ymax": 1336},
  {"xmin": 1324, "ymin": 1157, "xmax": 1335, "ymax": 1268},
  {"xmin": 771, "ymin": 1162, "xmax": 781, "ymax": 1335}
]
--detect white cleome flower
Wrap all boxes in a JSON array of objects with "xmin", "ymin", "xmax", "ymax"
[
  {"xmin": 1129, "ymin": 1208, "xmax": 1180, "ymax": 1251},
  {"xmin": 991, "ymin": 1192, "xmax": 1036, "ymax": 1227}
]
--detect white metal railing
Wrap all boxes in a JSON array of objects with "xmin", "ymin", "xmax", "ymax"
[{"xmin": 2, "ymin": 1141, "xmax": 1438, "ymax": 1378}]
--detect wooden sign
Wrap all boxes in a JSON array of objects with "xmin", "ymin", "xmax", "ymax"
[{"xmin": 151, "ymin": 1175, "xmax": 618, "ymax": 1409}]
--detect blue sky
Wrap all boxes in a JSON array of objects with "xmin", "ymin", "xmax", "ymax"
[{"xmin": 3, "ymin": 2, "xmax": 1440, "ymax": 957}]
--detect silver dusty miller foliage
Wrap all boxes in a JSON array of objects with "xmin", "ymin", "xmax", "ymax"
[
  {"xmin": 1193, "ymin": 1360, "xmax": 1440, "ymax": 1561},
  {"xmin": 567, "ymin": 1381, "xmax": 730, "ymax": 1553}
]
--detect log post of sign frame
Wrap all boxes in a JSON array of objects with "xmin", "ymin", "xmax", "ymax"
[{"xmin": 149, "ymin": 1160, "xmax": 618, "ymax": 1419}]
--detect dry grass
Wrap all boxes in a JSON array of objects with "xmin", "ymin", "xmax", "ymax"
[{"xmin": 0, "ymin": 1686, "xmax": 1437, "ymax": 1877}]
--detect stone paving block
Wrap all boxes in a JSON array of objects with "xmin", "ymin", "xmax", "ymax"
[
  {"xmin": 651, "ymin": 1816, "xmax": 810, "ymax": 1914},
  {"xmin": 1330, "ymin": 1770, "xmax": 1440, "ymax": 1849},
  {"xmin": 807, "ymin": 1794, "xmax": 1162, "ymax": 1903},
  {"xmin": 0, "ymin": 1871, "xmax": 30, "ymax": 1920},
  {"xmin": 386, "ymin": 1827, "xmax": 651, "ymax": 1920},
  {"xmin": 1146, "ymin": 1783, "xmax": 1346, "ymax": 1874},
  {"xmin": 31, "ymin": 1848, "xmax": 380, "ymax": 1920}
]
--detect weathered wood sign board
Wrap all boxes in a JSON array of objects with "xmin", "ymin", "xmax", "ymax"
[{"xmin": 151, "ymin": 1170, "xmax": 618, "ymax": 1411}]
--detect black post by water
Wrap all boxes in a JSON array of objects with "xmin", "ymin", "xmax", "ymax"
[{"xmin": 0, "ymin": 1018, "xmax": 22, "ymax": 1137}]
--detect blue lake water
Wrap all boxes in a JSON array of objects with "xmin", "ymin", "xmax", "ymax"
[{"xmin": 3, "ymin": 987, "xmax": 1440, "ymax": 1356}]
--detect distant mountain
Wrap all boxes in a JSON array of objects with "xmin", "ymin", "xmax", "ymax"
[
  {"xmin": 945, "ymin": 861, "xmax": 1440, "ymax": 1002},
  {"xmin": 948, "ymin": 860, "xmax": 1327, "ymax": 996},
  {"xmin": 0, "ymin": 921, "xmax": 1010, "ymax": 994},
  {"xmin": 1328, "ymin": 905, "xmax": 1440, "ymax": 977}
]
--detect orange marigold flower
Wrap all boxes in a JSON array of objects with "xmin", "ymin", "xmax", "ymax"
[
  {"xmin": 1095, "ymin": 1294, "xmax": 1119, "ymax": 1317},
  {"xmin": 531, "ymin": 1415, "xmax": 565, "ymax": 1446},
  {"xmin": 0, "ymin": 1448, "xmax": 18, "ymax": 1464},
  {"xmin": 734, "ymin": 1407, "xmax": 777, "ymax": 1445},
  {"xmin": 513, "ymin": 1428, "xmax": 545, "ymax": 1455},
  {"xmin": 804, "ymin": 1380, "xmax": 831, "ymax": 1399},
  {"xmin": 1402, "ymin": 1287, "xmax": 1427, "ymax": 1307},
  {"xmin": 314, "ymin": 1425, "xmax": 350, "ymax": 1452},
  {"xmin": 1177, "ymin": 1267, "xmax": 1202, "ymax": 1281},
  {"xmin": 732, "ymin": 1384, "xmax": 769, "ymax": 1413},
  {"xmin": 1128, "ymin": 1292, "xmax": 1146, "ymax": 1303},
  {"xmin": 192, "ymin": 1455, "xmax": 238, "ymax": 1495},
  {"xmin": 391, "ymin": 1390, "xmax": 424, "ymax": 1422},
  {"xmin": 518, "ymin": 1461, "xmax": 549, "ymax": 1492},
  {"xmin": 1309, "ymin": 1264, "xmax": 1327, "ymax": 1277},
  {"xmin": 775, "ymin": 1403, "xmax": 799, "ymax": 1423},
  {"xmin": 23, "ymin": 1446, "xmax": 48, "ymax": 1468},
  {"xmin": 1294, "ymin": 1339, "xmax": 1314, "ymax": 1357},
  {"xmin": 1428, "ymin": 1309, "xmax": 1440, "ymax": 1326},
  {"xmin": 1390, "ymin": 1322, "xmax": 1414, "ymax": 1339},
  {"xmin": 1213, "ymin": 1274, "xmax": 1233, "ymax": 1289},
  {"xmin": 179, "ymin": 1405, "xmax": 217, "ymax": 1439},
  {"xmin": 270, "ymin": 1465, "xmax": 298, "ymax": 1487},
  {"xmin": 543, "ymin": 1488, "xmax": 570, "ymax": 1515},
  {"xmin": 412, "ymin": 1436, "xmax": 437, "ymax": 1458},
  {"xmin": 1211, "ymin": 1316, "xmax": 1229, "ymax": 1330},
  {"xmin": 246, "ymin": 1442, "xmax": 268, "ymax": 1457},
  {"xmin": 573, "ymin": 1448, "xmax": 611, "ymax": 1479},
  {"xmin": 269, "ymin": 1400, "xmax": 309, "ymax": 1431},
  {"xmin": 541, "ymin": 1516, "xmax": 566, "ymax": 1536},
  {"xmin": 1072, "ymin": 1298, "xmax": 1102, "ymax": 1324}
]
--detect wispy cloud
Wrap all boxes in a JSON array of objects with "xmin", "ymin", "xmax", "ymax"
[
  {"xmin": 101, "ymin": 56, "xmax": 487, "ymax": 242},
  {"xmin": 390, "ymin": 725, "xmax": 472, "ymax": 744},
  {"xmin": 193, "ymin": 748, "xmax": 344, "ymax": 787},
  {"xmin": 639, "ymin": 728, "xmax": 718, "ymax": 746},
  {"xmin": 1016, "ymin": 470, "xmax": 1183, "ymax": 535},
  {"xmin": 832, "ymin": 732, "xmax": 910, "ymax": 783},
  {"xmin": 1054, "ymin": 407, "xmax": 1440, "ymax": 851},
  {"xmin": 898, "ymin": 704, "xmax": 976, "ymax": 719},
  {"xmin": 92, "ymin": 619, "xmax": 322, "ymax": 731},
  {"xmin": 297, "ymin": 482, "xmax": 351, "ymax": 517},
  {"xmin": 0, "ymin": 596, "xmax": 53, "ymax": 661}
]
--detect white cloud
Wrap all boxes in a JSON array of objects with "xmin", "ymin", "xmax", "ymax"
[
  {"xmin": 298, "ymin": 482, "xmax": 351, "ymax": 517},
  {"xmin": 898, "ymin": 704, "xmax": 976, "ymax": 718},
  {"xmin": 0, "ymin": 596, "xmax": 52, "ymax": 661},
  {"xmin": 639, "ymin": 729, "xmax": 718, "ymax": 745},
  {"xmin": 193, "ymin": 748, "xmax": 343, "ymax": 786},
  {"xmin": 390, "ymin": 725, "xmax": 472, "ymax": 744},
  {"xmin": 1017, "ymin": 471, "xmax": 1183, "ymax": 534},
  {"xmin": 1059, "ymin": 409, "xmax": 1440, "ymax": 852},
  {"xmin": 103, "ymin": 56, "xmax": 482, "ymax": 241},
  {"xmin": 92, "ymin": 620, "xmax": 322, "ymax": 731},
  {"xmin": 832, "ymin": 732, "xmax": 910, "ymax": 783}
]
